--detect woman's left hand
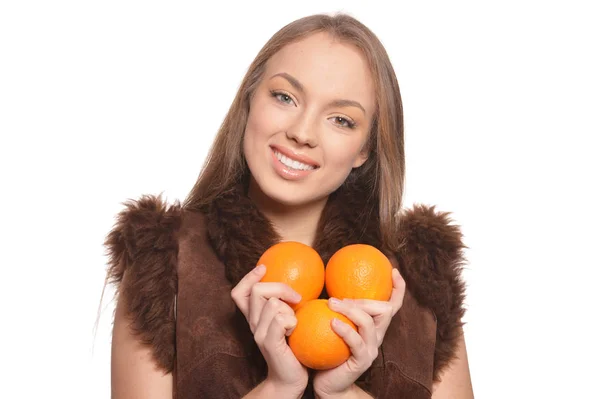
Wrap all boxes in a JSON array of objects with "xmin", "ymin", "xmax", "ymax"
[{"xmin": 313, "ymin": 268, "xmax": 406, "ymax": 398}]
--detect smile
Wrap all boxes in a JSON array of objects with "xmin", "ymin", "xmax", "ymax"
[{"xmin": 273, "ymin": 149, "xmax": 317, "ymax": 171}]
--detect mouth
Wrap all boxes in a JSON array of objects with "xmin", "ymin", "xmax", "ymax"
[{"xmin": 270, "ymin": 146, "xmax": 319, "ymax": 171}]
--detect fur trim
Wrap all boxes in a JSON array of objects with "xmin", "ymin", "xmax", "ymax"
[
  {"xmin": 206, "ymin": 184, "xmax": 467, "ymax": 381},
  {"xmin": 205, "ymin": 184, "xmax": 281, "ymax": 286},
  {"xmin": 104, "ymin": 194, "xmax": 182, "ymax": 373},
  {"xmin": 312, "ymin": 178, "xmax": 381, "ymax": 267},
  {"xmin": 396, "ymin": 204, "xmax": 468, "ymax": 381},
  {"xmin": 104, "ymin": 183, "xmax": 468, "ymax": 382},
  {"xmin": 205, "ymin": 178, "xmax": 381, "ymax": 287}
]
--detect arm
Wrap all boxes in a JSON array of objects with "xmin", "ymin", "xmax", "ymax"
[
  {"xmin": 233, "ymin": 266, "xmax": 309, "ymax": 399},
  {"xmin": 432, "ymin": 329, "xmax": 474, "ymax": 399},
  {"xmin": 104, "ymin": 195, "xmax": 181, "ymax": 399},
  {"xmin": 111, "ymin": 293, "xmax": 173, "ymax": 399},
  {"xmin": 315, "ymin": 384, "xmax": 373, "ymax": 399},
  {"xmin": 243, "ymin": 380, "xmax": 304, "ymax": 399},
  {"xmin": 317, "ymin": 331, "xmax": 473, "ymax": 399}
]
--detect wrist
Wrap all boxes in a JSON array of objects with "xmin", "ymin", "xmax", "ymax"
[
  {"xmin": 315, "ymin": 383, "xmax": 366, "ymax": 399},
  {"xmin": 262, "ymin": 378, "xmax": 306, "ymax": 399}
]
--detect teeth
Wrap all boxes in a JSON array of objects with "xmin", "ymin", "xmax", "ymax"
[{"xmin": 274, "ymin": 150, "xmax": 315, "ymax": 171}]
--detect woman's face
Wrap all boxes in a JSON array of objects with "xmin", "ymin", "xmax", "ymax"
[{"xmin": 243, "ymin": 32, "xmax": 376, "ymax": 208}]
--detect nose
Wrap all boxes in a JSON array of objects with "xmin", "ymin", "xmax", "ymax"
[{"xmin": 285, "ymin": 113, "xmax": 318, "ymax": 148}]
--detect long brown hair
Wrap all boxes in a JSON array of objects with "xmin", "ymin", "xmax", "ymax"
[{"xmin": 184, "ymin": 13, "xmax": 405, "ymax": 251}]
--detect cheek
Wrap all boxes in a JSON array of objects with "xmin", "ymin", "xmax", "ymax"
[
  {"xmin": 244, "ymin": 111, "xmax": 268, "ymax": 158},
  {"xmin": 322, "ymin": 134, "xmax": 367, "ymax": 167},
  {"xmin": 246, "ymin": 98, "xmax": 288, "ymax": 140},
  {"xmin": 243, "ymin": 108, "xmax": 262, "ymax": 158},
  {"xmin": 245, "ymin": 107, "xmax": 262, "ymax": 140}
]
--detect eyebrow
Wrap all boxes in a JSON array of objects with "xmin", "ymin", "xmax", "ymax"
[{"xmin": 270, "ymin": 72, "xmax": 366, "ymax": 115}]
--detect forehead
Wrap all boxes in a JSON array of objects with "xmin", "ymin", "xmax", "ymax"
[{"xmin": 264, "ymin": 32, "xmax": 375, "ymax": 112}]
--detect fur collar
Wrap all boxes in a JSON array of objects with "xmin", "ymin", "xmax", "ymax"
[
  {"xmin": 204, "ymin": 178, "xmax": 467, "ymax": 381},
  {"xmin": 204, "ymin": 177, "xmax": 382, "ymax": 287},
  {"xmin": 105, "ymin": 176, "xmax": 467, "ymax": 383}
]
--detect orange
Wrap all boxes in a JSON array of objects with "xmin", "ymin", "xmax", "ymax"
[
  {"xmin": 288, "ymin": 299, "xmax": 357, "ymax": 370},
  {"xmin": 325, "ymin": 244, "xmax": 393, "ymax": 301},
  {"xmin": 257, "ymin": 241, "xmax": 325, "ymax": 310}
]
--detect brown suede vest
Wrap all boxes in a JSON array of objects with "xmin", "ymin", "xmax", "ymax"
[{"xmin": 104, "ymin": 182, "xmax": 467, "ymax": 398}]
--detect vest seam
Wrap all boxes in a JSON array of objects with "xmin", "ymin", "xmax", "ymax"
[{"xmin": 385, "ymin": 360, "xmax": 432, "ymax": 395}]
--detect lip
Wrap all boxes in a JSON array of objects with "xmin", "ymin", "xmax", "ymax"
[
  {"xmin": 269, "ymin": 147, "xmax": 318, "ymax": 181},
  {"xmin": 270, "ymin": 145, "xmax": 320, "ymax": 168}
]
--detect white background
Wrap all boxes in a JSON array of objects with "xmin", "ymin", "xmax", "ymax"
[{"xmin": 1, "ymin": 1, "xmax": 598, "ymax": 398}]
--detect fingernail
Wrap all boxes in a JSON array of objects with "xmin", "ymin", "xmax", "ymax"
[
  {"xmin": 255, "ymin": 264, "xmax": 266, "ymax": 274},
  {"xmin": 329, "ymin": 297, "xmax": 341, "ymax": 307},
  {"xmin": 392, "ymin": 268, "xmax": 400, "ymax": 278},
  {"xmin": 332, "ymin": 318, "xmax": 344, "ymax": 328},
  {"xmin": 293, "ymin": 292, "xmax": 302, "ymax": 302}
]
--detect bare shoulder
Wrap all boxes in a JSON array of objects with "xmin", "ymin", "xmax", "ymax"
[
  {"xmin": 432, "ymin": 328, "xmax": 474, "ymax": 398},
  {"xmin": 111, "ymin": 276, "xmax": 174, "ymax": 399},
  {"xmin": 104, "ymin": 194, "xmax": 183, "ymax": 398},
  {"xmin": 396, "ymin": 204, "xmax": 469, "ymax": 381}
]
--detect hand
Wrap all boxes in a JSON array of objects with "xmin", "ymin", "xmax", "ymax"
[
  {"xmin": 231, "ymin": 264, "xmax": 309, "ymax": 396},
  {"xmin": 313, "ymin": 268, "xmax": 406, "ymax": 398},
  {"xmin": 345, "ymin": 268, "xmax": 406, "ymax": 347}
]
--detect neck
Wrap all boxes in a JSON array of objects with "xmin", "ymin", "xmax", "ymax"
[{"xmin": 247, "ymin": 179, "xmax": 327, "ymax": 247}]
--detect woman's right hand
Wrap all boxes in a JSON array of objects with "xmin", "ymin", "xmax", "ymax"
[{"xmin": 231, "ymin": 264, "xmax": 309, "ymax": 397}]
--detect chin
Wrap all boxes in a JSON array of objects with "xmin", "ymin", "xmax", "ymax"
[
  {"xmin": 245, "ymin": 147, "xmax": 348, "ymax": 209},
  {"xmin": 250, "ymin": 173, "xmax": 330, "ymax": 209},
  {"xmin": 264, "ymin": 179, "xmax": 322, "ymax": 207}
]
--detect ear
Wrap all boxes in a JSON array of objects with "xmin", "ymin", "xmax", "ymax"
[{"xmin": 352, "ymin": 146, "xmax": 369, "ymax": 168}]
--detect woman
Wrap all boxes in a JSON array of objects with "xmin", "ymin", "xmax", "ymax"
[{"xmin": 105, "ymin": 13, "xmax": 473, "ymax": 398}]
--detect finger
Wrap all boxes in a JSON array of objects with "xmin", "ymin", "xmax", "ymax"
[
  {"xmin": 250, "ymin": 282, "xmax": 300, "ymax": 332},
  {"xmin": 254, "ymin": 297, "xmax": 294, "ymax": 343},
  {"xmin": 230, "ymin": 264, "xmax": 267, "ymax": 315},
  {"xmin": 342, "ymin": 298, "xmax": 394, "ymax": 319},
  {"xmin": 279, "ymin": 313, "xmax": 298, "ymax": 336},
  {"xmin": 250, "ymin": 281, "xmax": 302, "ymax": 303},
  {"xmin": 263, "ymin": 313, "xmax": 298, "ymax": 352},
  {"xmin": 330, "ymin": 317, "xmax": 374, "ymax": 366},
  {"xmin": 342, "ymin": 270, "xmax": 405, "ymax": 316},
  {"xmin": 328, "ymin": 298, "xmax": 377, "ymax": 350},
  {"xmin": 342, "ymin": 298, "xmax": 393, "ymax": 346},
  {"xmin": 389, "ymin": 268, "xmax": 406, "ymax": 314}
]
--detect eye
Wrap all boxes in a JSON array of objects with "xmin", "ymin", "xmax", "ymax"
[
  {"xmin": 270, "ymin": 90, "xmax": 296, "ymax": 106},
  {"xmin": 331, "ymin": 116, "xmax": 357, "ymax": 129}
]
